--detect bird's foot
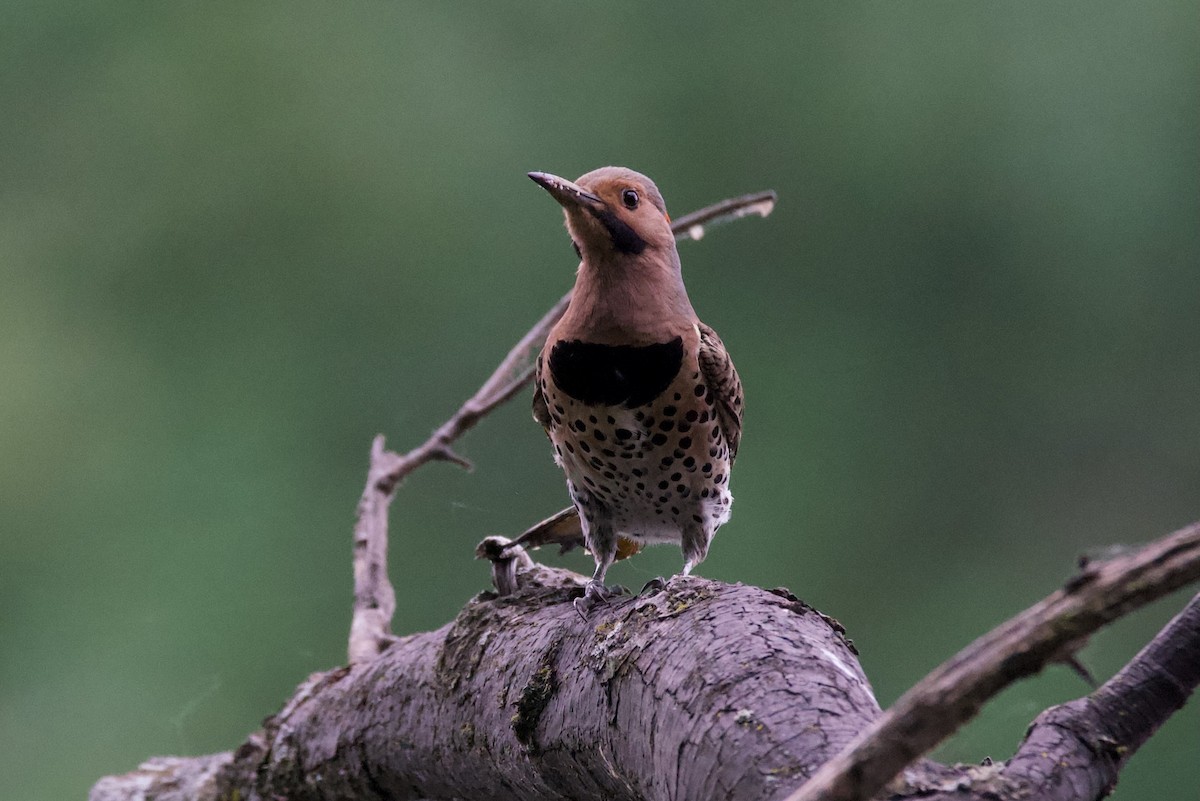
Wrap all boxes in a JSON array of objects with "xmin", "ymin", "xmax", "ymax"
[
  {"xmin": 573, "ymin": 580, "xmax": 626, "ymax": 619},
  {"xmin": 638, "ymin": 576, "xmax": 669, "ymax": 596}
]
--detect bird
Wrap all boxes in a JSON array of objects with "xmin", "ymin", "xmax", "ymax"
[{"xmin": 527, "ymin": 167, "xmax": 744, "ymax": 613}]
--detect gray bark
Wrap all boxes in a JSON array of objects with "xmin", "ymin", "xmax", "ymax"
[
  {"xmin": 90, "ymin": 562, "xmax": 1200, "ymax": 801},
  {"xmin": 233, "ymin": 568, "xmax": 869, "ymax": 800}
]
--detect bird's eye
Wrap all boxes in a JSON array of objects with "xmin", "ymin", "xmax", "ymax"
[{"xmin": 621, "ymin": 189, "xmax": 639, "ymax": 210}]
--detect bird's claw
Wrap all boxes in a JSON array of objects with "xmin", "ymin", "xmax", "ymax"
[
  {"xmin": 572, "ymin": 580, "xmax": 626, "ymax": 619},
  {"xmin": 639, "ymin": 576, "xmax": 668, "ymax": 596}
]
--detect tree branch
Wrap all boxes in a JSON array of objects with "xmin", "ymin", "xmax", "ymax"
[
  {"xmin": 784, "ymin": 521, "xmax": 1200, "ymax": 801},
  {"xmin": 347, "ymin": 291, "xmax": 570, "ymax": 662},
  {"xmin": 92, "ymin": 523, "xmax": 1200, "ymax": 801},
  {"xmin": 94, "ymin": 567, "xmax": 874, "ymax": 801},
  {"xmin": 1001, "ymin": 589, "xmax": 1200, "ymax": 800},
  {"xmin": 670, "ymin": 190, "xmax": 777, "ymax": 242}
]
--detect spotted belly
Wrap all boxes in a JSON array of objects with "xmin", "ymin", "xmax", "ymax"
[{"xmin": 543, "ymin": 371, "xmax": 734, "ymax": 543}]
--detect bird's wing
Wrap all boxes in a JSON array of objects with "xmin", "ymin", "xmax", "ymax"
[
  {"xmin": 697, "ymin": 322, "xmax": 744, "ymax": 461},
  {"xmin": 532, "ymin": 356, "xmax": 552, "ymax": 430}
]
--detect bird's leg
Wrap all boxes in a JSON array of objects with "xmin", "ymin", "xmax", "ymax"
[
  {"xmin": 641, "ymin": 521, "xmax": 712, "ymax": 596},
  {"xmin": 679, "ymin": 521, "xmax": 712, "ymax": 577},
  {"xmin": 574, "ymin": 516, "xmax": 624, "ymax": 618},
  {"xmin": 638, "ymin": 561, "xmax": 691, "ymax": 598},
  {"xmin": 575, "ymin": 554, "xmax": 619, "ymax": 618},
  {"xmin": 681, "ymin": 519, "xmax": 712, "ymax": 572},
  {"xmin": 637, "ymin": 559, "xmax": 696, "ymax": 597}
]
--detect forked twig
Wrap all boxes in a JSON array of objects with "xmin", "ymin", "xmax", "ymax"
[
  {"xmin": 783, "ymin": 521, "xmax": 1200, "ymax": 801},
  {"xmin": 347, "ymin": 188, "xmax": 777, "ymax": 662},
  {"xmin": 999, "ymin": 589, "xmax": 1200, "ymax": 798}
]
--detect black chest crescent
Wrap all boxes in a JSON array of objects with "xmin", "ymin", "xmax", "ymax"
[{"xmin": 548, "ymin": 337, "xmax": 684, "ymax": 408}]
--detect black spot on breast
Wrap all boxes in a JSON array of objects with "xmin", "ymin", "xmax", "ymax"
[{"xmin": 549, "ymin": 337, "xmax": 684, "ymax": 408}]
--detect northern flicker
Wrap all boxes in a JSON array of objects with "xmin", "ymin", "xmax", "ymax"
[{"xmin": 528, "ymin": 167, "xmax": 744, "ymax": 612}]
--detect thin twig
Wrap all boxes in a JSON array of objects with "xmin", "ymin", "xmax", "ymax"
[
  {"xmin": 783, "ymin": 520, "xmax": 1200, "ymax": 801},
  {"xmin": 383, "ymin": 290, "xmax": 574, "ymax": 490},
  {"xmin": 671, "ymin": 190, "xmax": 777, "ymax": 241},
  {"xmin": 347, "ymin": 188, "xmax": 777, "ymax": 663},
  {"xmin": 347, "ymin": 292, "xmax": 569, "ymax": 662}
]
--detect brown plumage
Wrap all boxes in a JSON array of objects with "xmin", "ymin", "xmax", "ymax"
[{"xmin": 528, "ymin": 167, "xmax": 744, "ymax": 610}]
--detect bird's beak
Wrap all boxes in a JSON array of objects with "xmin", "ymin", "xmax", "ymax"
[{"xmin": 528, "ymin": 171, "xmax": 603, "ymax": 210}]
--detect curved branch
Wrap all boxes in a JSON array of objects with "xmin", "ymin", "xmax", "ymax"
[
  {"xmin": 785, "ymin": 521, "xmax": 1200, "ymax": 801},
  {"xmin": 1002, "ymin": 589, "xmax": 1200, "ymax": 799}
]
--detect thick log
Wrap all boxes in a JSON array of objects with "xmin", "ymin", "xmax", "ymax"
[{"xmin": 217, "ymin": 566, "xmax": 870, "ymax": 801}]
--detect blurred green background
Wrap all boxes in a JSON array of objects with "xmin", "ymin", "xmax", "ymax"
[{"xmin": 2, "ymin": 2, "xmax": 1197, "ymax": 798}]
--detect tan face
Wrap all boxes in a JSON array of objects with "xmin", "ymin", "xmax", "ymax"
[
  {"xmin": 572, "ymin": 167, "xmax": 673, "ymax": 256},
  {"xmin": 530, "ymin": 167, "xmax": 674, "ymax": 257}
]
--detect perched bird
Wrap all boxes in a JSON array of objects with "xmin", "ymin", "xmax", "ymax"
[{"xmin": 528, "ymin": 167, "xmax": 744, "ymax": 612}]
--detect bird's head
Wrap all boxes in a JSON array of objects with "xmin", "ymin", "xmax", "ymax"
[{"xmin": 529, "ymin": 167, "xmax": 675, "ymax": 260}]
